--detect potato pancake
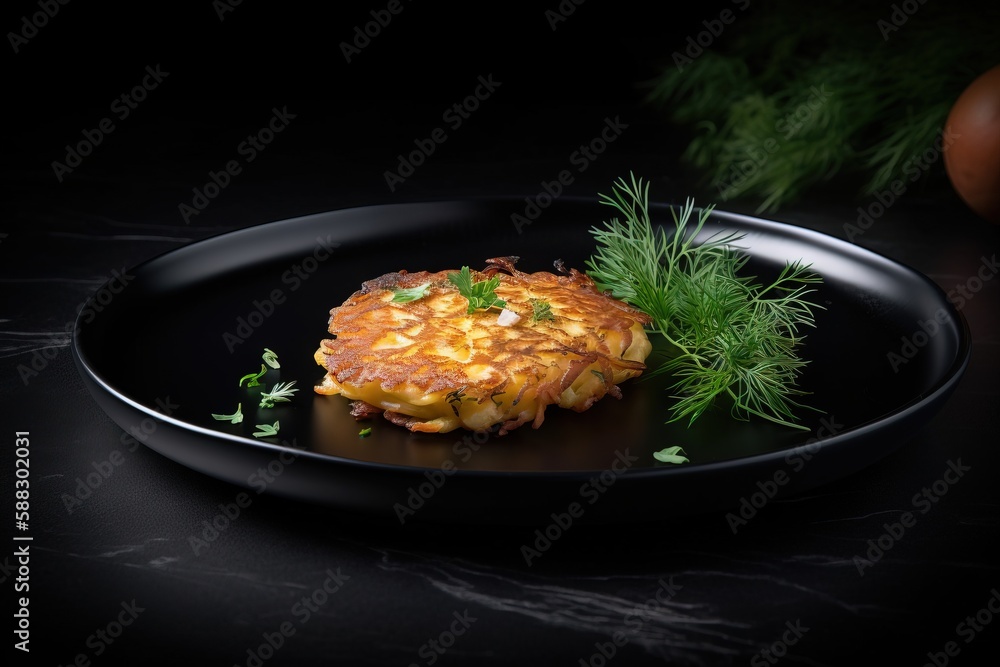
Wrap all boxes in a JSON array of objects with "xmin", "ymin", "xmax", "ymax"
[{"xmin": 313, "ymin": 257, "xmax": 652, "ymax": 434}]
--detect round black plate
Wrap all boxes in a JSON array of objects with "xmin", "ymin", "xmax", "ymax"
[{"xmin": 72, "ymin": 198, "xmax": 970, "ymax": 524}]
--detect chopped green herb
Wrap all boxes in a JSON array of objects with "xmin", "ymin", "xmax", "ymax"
[
  {"xmin": 262, "ymin": 348, "xmax": 280, "ymax": 369},
  {"xmin": 653, "ymin": 446, "xmax": 689, "ymax": 464},
  {"xmin": 445, "ymin": 386, "xmax": 467, "ymax": 417},
  {"xmin": 253, "ymin": 421, "xmax": 280, "ymax": 438},
  {"xmin": 529, "ymin": 298, "xmax": 555, "ymax": 323},
  {"xmin": 391, "ymin": 282, "xmax": 431, "ymax": 303},
  {"xmin": 211, "ymin": 403, "xmax": 244, "ymax": 424},
  {"xmin": 359, "ymin": 427, "xmax": 372, "ymax": 438},
  {"xmin": 447, "ymin": 266, "xmax": 507, "ymax": 314},
  {"xmin": 259, "ymin": 381, "xmax": 299, "ymax": 409},
  {"xmin": 490, "ymin": 390, "xmax": 505, "ymax": 407},
  {"xmin": 239, "ymin": 364, "xmax": 267, "ymax": 387},
  {"xmin": 590, "ymin": 369, "xmax": 606, "ymax": 383}
]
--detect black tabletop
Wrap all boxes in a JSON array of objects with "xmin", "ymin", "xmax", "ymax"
[{"xmin": 4, "ymin": 3, "xmax": 1000, "ymax": 666}]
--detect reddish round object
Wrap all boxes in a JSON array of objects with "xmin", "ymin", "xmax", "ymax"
[{"xmin": 944, "ymin": 64, "xmax": 1000, "ymax": 224}]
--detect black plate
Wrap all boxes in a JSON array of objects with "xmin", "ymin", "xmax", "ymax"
[{"xmin": 72, "ymin": 198, "xmax": 970, "ymax": 524}]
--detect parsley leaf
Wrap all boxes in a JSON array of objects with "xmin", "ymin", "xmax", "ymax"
[
  {"xmin": 530, "ymin": 299, "xmax": 555, "ymax": 323},
  {"xmin": 652, "ymin": 446, "xmax": 690, "ymax": 464},
  {"xmin": 211, "ymin": 403, "xmax": 244, "ymax": 424},
  {"xmin": 253, "ymin": 421, "xmax": 280, "ymax": 438},
  {"xmin": 391, "ymin": 282, "xmax": 431, "ymax": 303},
  {"xmin": 448, "ymin": 266, "xmax": 507, "ymax": 314}
]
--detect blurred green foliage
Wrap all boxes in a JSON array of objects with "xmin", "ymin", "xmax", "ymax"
[{"xmin": 645, "ymin": 1, "xmax": 1000, "ymax": 211}]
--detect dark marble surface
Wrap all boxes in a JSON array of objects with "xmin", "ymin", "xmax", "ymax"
[{"xmin": 3, "ymin": 3, "xmax": 1000, "ymax": 666}]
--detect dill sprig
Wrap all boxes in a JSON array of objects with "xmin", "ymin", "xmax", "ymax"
[
  {"xmin": 586, "ymin": 174, "xmax": 823, "ymax": 429},
  {"xmin": 258, "ymin": 381, "xmax": 299, "ymax": 409}
]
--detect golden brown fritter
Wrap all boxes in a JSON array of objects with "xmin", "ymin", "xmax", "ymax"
[{"xmin": 314, "ymin": 257, "xmax": 652, "ymax": 434}]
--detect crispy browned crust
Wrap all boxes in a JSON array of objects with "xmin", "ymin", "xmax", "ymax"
[{"xmin": 314, "ymin": 258, "xmax": 652, "ymax": 434}]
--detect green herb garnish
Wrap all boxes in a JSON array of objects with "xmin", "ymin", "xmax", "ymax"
[
  {"xmin": 391, "ymin": 282, "xmax": 431, "ymax": 303},
  {"xmin": 262, "ymin": 348, "xmax": 280, "ymax": 369},
  {"xmin": 448, "ymin": 266, "xmax": 506, "ymax": 314},
  {"xmin": 586, "ymin": 174, "xmax": 822, "ymax": 429},
  {"xmin": 211, "ymin": 403, "xmax": 244, "ymax": 424},
  {"xmin": 445, "ymin": 386, "xmax": 467, "ymax": 417},
  {"xmin": 359, "ymin": 427, "xmax": 372, "ymax": 438},
  {"xmin": 653, "ymin": 446, "xmax": 689, "ymax": 464},
  {"xmin": 239, "ymin": 364, "xmax": 267, "ymax": 387},
  {"xmin": 529, "ymin": 299, "xmax": 555, "ymax": 323},
  {"xmin": 253, "ymin": 421, "xmax": 280, "ymax": 438},
  {"xmin": 259, "ymin": 381, "xmax": 299, "ymax": 409}
]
